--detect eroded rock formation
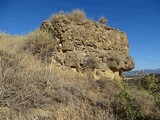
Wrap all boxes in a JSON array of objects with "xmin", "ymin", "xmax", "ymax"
[{"xmin": 40, "ymin": 10, "xmax": 134, "ymax": 80}]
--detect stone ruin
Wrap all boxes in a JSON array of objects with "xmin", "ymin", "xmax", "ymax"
[{"xmin": 40, "ymin": 10, "xmax": 134, "ymax": 80}]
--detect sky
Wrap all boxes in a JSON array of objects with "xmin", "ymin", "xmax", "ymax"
[{"xmin": 0, "ymin": 0, "xmax": 160, "ymax": 70}]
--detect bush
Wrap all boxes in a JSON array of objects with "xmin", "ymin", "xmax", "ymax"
[
  {"xmin": 84, "ymin": 56, "xmax": 99, "ymax": 69},
  {"xmin": 50, "ymin": 9, "xmax": 87, "ymax": 25},
  {"xmin": 24, "ymin": 30, "xmax": 57, "ymax": 62},
  {"xmin": 112, "ymin": 89, "xmax": 142, "ymax": 120},
  {"xmin": 99, "ymin": 17, "xmax": 108, "ymax": 25},
  {"xmin": 141, "ymin": 74, "xmax": 160, "ymax": 93},
  {"xmin": 127, "ymin": 74, "xmax": 160, "ymax": 93},
  {"xmin": 123, "ymin": 74, "xmax": 160, "ymax": 119},
  {"xmin": 68, "ymin": 9, "xmax": 86, "ymax": 22},
  {"xmin": 128, "ymin": 74, "xmax": 160, "ymax": 109}
]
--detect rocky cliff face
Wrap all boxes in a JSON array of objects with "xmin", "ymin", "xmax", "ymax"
[{"xmin": 40, "ymin": 10, "xmax": 134, "ymax": 80}]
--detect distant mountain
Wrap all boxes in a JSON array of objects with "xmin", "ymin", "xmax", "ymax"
[{"xmin": 123, "ymin": 68, "xmax": 160, "ymax": 76}]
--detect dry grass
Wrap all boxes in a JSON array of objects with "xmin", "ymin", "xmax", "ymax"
[
  {"xmin": 23, "ymin": 30, "xmax": 57, "ymax": 63},
  {"xmin": 0, "ymin": 30, "xmax": 159, "ymax": 120},
  {"xmin": 50, "ymin": 9, "xmax": 88, "ymax": 25},
  {"xmin": 0, "ymin": 10, "xmax": 159, "ymax": 119},
  {"xmin": 0, "ymin": 32, "xmax": 118, "ymax": 119}
]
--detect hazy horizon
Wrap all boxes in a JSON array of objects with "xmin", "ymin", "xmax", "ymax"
[{"xmin": 0, "ymin": 0, "xmax": 160, "ymax": 70}]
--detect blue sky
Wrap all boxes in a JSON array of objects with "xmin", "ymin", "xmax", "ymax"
[{"xmin": 0, "ymin": 0, "xmax": 160, "ymax": 70}]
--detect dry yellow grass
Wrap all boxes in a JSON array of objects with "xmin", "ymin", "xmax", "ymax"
[
  {"xmin": 0, "ymin": 32, "xmax": 118, "ymax": 119},
  {"xmin": 0, "ymin": 24, "xmax": 159, "ymax": 119}
]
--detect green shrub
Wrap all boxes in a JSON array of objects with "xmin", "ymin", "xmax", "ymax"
[
  {"xmin": 123, "ymin": 74, "xmax": 160, "ymax": 119},
  {"xmin": 129, "ymin": 74, "xmax": 160, "ymax": 109},
  {"xmin": 112, "ymin": 89, "xmax": 142, "ymax": 120},
  {"xmin": 140, "ymin": 74, "xmax": 160, "ymax": 92}
]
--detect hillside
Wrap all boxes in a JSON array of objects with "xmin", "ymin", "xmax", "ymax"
[{"xmin": 0, "ymin": 10, "xmax": 159, "ymax": 120}]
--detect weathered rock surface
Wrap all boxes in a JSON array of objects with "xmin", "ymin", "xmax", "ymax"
[{"xmin": 40, "ymin": 10, "xmax": 134, "ymax": 80}]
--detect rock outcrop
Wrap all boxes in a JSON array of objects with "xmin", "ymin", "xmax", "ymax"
[{"xmin": 40, "ymin": 10, "xmax": 134, "ymax": 80}]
